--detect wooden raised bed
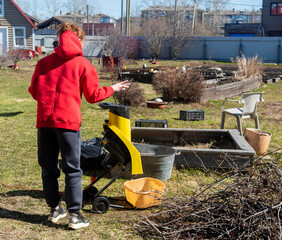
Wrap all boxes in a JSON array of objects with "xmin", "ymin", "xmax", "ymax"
[
  {"xmin": 201, "ymin": 76, "xmax": 262, "ymax": 102},
  {"xmin": 131, "ymin": 128, "xmax": 255, "ymax": 169}
]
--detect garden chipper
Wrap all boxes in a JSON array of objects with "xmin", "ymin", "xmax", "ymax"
[{"xmin": 82, "ymin": 103, "xmax": 143, "ymax": 214}]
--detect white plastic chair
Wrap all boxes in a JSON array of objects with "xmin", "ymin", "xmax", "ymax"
[{"xmin": 220, "ymin": 92, "xmax": 264, "ymax": 135}]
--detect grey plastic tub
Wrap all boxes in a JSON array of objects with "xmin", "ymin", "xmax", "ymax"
[{"xmin": 111, "ymin": 143, "xmax": 176, "ymax": 180}]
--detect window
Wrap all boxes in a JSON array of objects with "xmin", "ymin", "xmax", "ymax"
[
  {"xmin": 13, "ymin": 27, "xmax": 26, "ymax": 47},
  {"xmin": 270, "ymin": 3, "xmax": 282, "ymax": 16},
  {"xmin": 0, "ymin": 0, "xmax": 4, "ymax": 16}
]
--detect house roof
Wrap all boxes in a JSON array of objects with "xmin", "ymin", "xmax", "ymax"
[
  {"xmin": 10, "ymin": 0, "xmax": 38, "ymax": 29},
  {"xmin": 37, "ymin": 12, "xmax": 90, "ymax": 29},
  {"xmin": 25, "ymin": 13, "xmax": 40, "ymax": 25},
  {"xmin": 37, "ymin": 17, "xmax": 64, "ymax": 29},
  {"xmin": 93, "ymin": 14, "xmax": 111, "ymax": 18}
]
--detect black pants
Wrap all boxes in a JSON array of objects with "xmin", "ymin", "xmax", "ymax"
[{"xmin": 37, "ymin": 127, "xmax": 82, "ymax": 212}]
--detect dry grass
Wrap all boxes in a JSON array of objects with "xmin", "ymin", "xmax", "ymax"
[
  {"xmin": 0, "ymin": 58, "xmax": 281, "ymax": 239},
  {"xmin": 234, "ymin": 55, "xmax": 264, "ymax": 79}
]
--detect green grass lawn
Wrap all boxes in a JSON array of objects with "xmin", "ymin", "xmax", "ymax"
[{"xmin": 0, "ymin": 58, "xmax": 281, "ymax": 239}]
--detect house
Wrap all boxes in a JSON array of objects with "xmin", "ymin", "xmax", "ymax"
[
  {"xmin": 0, "ymin": 0, "xmax": 37, "ymax": 54},
  {"xmin": 37, "ymin": 12, "xmax": 95, "ymax": 35},
  {"xmin": 261, "ymin": 0, "xmax": 282, "ymax": 36},
  {"xmin": 82, "ymin": 23, "xmax": 115, "ymax": 36},
  {"xmin": 92, "ymin": 14, "xmax": 116, "ymax": 24},
  {"xmin": 36, "ymin": 16, "xmax": 69, "ymax": 35}
]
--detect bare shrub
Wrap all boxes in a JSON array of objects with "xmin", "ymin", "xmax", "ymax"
[
  {"xmin": 152, "ymin": 69, "xmax": 204, "ymax": 103},
  {"xmin": 114, "ymin": 82, "xmax": 145, "ymax": 107},
  {"xmin": 0, "ymin": 54, "xmax": 10, "ymax": 69},
  {"xmin": 9, "ymin": 49, "xmax": 22, "ymax": 67},
  {"xmin": 235, "ymin": 54, "xmax": 264, "ymax": 79}
]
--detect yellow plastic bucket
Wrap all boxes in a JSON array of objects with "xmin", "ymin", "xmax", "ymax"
[{"xmin": 124, "ymin": 177, "xmax": 165, "ymax": 208}]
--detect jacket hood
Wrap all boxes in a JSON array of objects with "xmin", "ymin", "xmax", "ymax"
[{"xmin": 55, "ymin": 30, "xmax": 83, "ymax": 59}]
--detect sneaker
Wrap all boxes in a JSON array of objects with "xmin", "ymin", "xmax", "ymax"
[
  {"xmin": 48, "ymin": 203, "xmax": 67, "ymax": 223},
  {"xmin": 68, "ymin": 212, "xmax": 89, "ymax": 230}
]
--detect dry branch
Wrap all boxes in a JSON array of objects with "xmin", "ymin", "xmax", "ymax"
[{"xmin": 136, "ymin": 150, "xmax": 282, "ymax": 239}]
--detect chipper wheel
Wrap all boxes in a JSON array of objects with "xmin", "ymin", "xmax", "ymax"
[
  {"xmin": 92, "ymin": 196, "xmax": 110, "ymax": 214},
  {"xmin": 83, "ymin": 186, "xmax": 98, "ymax": 207}
]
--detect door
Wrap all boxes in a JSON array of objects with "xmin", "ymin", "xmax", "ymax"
[{"xmin": 0, "ymin": 28, "xmax": 8, "ymax": 55}]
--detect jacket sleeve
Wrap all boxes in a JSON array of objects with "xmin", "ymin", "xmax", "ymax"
[
  {"xmin": 81, "ymin": 63, "xmax": 114, "ymax": 103},
  {"xmin": 28, "ymin": 63, "xmax": 39, "ymax": 100}
]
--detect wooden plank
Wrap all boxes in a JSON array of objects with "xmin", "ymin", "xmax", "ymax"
[
  {"xmin": 131, "ymin": 127, "xmax": 255, "ymax": 169},
  {"xmin": 201, "ymin": 76, "xmax": 262, "ymax": 102}
]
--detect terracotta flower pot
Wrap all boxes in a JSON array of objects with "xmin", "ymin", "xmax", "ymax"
[
  {"xmin": 146, "ymin": 101, "xmax": 168, "ymax": 109},
  {"xmin": 244, "ymin": 128, "xmax": 271, "ymax": 155}
]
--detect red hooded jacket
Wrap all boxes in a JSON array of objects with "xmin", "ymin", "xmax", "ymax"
[{"xmin": 28, "ymin": 30, "xmax": 114, "ymax": 131}]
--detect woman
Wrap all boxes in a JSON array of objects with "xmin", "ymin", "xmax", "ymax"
[{"xmin": 28, "ymin": 23, "xmax": 130, "ymax": 230}]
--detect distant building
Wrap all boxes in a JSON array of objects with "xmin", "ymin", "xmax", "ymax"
[
  {"xmin": 92, "ymin": 14, "xmax": 116, "ymax": 24},
  {"xmin": 202, "ymin": 9, "xmax": 261, "ymax": 26},
  {"xmin": 141, "ymin": 6, "xmax": 262, "ymax": 36},
  {"xmin": 82, "ymin": 23, "xmax": 115, "ymax": 36},
  {"xmin": 117, "ymin": 16, "xmax": 142, "ymax": 26},
  {"xmin": 204, "ymin": 9, "xmax": 261, "ymax": 35},
  {"xmin": 224, "ymin": 0, "xmax": 282, "ymax": 37},
  {"xmin": 261, "ymin": 0, "xmax": 282, "ymax": 36},
  {"xmin": 83, "ymin": 14, "xmax": 117, "ymax": 35},
  {"xmin": 141, "ymin": 5, "xmax": 203, "ymax": 23}
]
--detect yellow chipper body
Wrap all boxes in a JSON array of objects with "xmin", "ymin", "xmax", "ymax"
[{"xmin": 83, "ymin": 103, "xmax": 143, "ymax": 213}]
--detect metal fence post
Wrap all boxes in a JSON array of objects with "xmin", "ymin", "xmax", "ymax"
[
  {"xmin": 239, "ymin": 39, "xmax": 243, "ymax": 57},
  {"xmin": 277, "ymin": 39, "xmax": 281, "ymax": 65},
  {"xmin": 203, "ymin": 39, "xmax": 207, "ymax": 60}
]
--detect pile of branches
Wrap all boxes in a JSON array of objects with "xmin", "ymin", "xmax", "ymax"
[{"xmin": 137, "ymin": 151, "xmax": 282, "ymax": 239}]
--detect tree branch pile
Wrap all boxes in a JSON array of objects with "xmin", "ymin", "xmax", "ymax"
[{"xmin": 137, "ymin": 151, "xmax": 282, "ymax": 239}]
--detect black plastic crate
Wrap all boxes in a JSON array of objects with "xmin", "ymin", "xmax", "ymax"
[
  {"xmin": 180, "ymin": 110, "xmax": 204, "ymax": 121},
  {"xmin": 135, "ymin": 119, "xmax": 168, "ymax": 128}
]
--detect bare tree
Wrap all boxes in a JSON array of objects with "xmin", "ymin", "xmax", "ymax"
[
  {"xmin": 170, "ymin": 22, "xmax": 193, "ymax": 59},
  {"xmin": 142, "ymin": 19, "xmax": 168, "ymax": 60},
  {"xmin": 30, "ymin": 0, "xmax": 40, "ymax": 19},
  {"xmin": 65, "ymin": 0, "xmax": 100, "ymax": 15},
  {"xmin": 46, "ymin": 0, "xmax": 66, "ymax": 16},
  {"xmin": 204, "ymin": 0, "xmax": 230, "ymax": 36},
  {"xmin": 165, "ymin": 6, "xmax": 194, "ymax": 59},
  {"xmin": 102, "ymin": 27, "xmax": 140, "ymax": 72},
  {"xmin": 104, "ymin": 28, "xmax": 139, "ymax": 60}
]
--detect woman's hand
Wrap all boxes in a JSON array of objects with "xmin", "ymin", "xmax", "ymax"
[{"xmin": 111, "ymin": 80, "xmax": 131, "ymax": 92}]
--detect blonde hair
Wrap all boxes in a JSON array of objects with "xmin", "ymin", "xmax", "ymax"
[{"xmin": 57, "ymin": 22, "xmax": 85, "ymax": 42}]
